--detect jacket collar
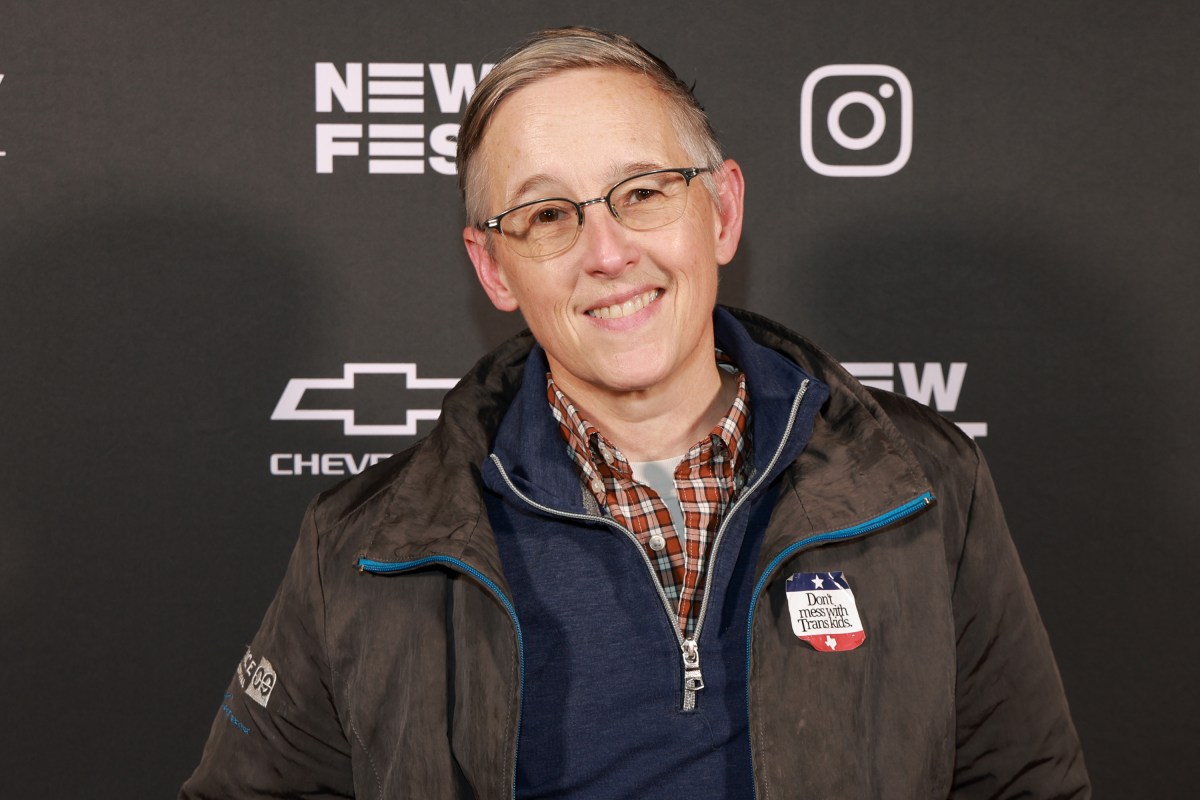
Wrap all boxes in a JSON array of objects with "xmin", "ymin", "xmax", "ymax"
[{"xmin": 358, "ymin": 307, "xmax": 932, "ymax": 588}]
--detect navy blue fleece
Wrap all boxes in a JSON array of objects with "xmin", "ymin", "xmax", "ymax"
[{"xmin": 481, "ymin": 309, "xmax": 828, "ymax": 799}]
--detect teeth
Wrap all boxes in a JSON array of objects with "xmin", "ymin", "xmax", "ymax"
[{"xmin": 588, "ymin": 289, "xmax": 661, "ymax": 320}]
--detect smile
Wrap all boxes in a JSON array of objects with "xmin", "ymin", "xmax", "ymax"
[{"xmin": 586, "ymin": 289, "xmax": 662, "ymax": 320}]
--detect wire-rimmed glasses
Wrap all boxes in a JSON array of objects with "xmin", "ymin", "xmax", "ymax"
[{"xmin": 481, "ymin": 167, "xmax": 711, "ymax": 259}]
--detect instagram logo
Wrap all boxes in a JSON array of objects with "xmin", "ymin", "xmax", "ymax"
[{"xmin": 801, "ymin": 65, "xmax": 912, "ymax": 177}]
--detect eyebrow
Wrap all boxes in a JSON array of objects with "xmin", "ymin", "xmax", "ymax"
[{"xmin": 504, "ymin": 160, "xmax": 669, "ymax": 207}]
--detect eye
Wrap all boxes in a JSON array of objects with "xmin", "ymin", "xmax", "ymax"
[
  {"xmin": 614, "ymin": 172, "xmax": 679, "ymax": 210},
  {"xmin": 619, "ymin": 184, "xmax": 663, "ymax": 207},
  {"xmin": 533, "ymin": 205, "xmax": 571, "ymax": 224},
  {"xmin": 634, "ymin": 187, "xmax": 662, "ymax": 202},
  {"xmin": 514, "ymin": 200, "xmax": 577, "ymax": 231}
]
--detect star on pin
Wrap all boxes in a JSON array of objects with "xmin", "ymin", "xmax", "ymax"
[{"xmin": 811, "ymin": 574, "xmax": 825, "ymax": 589}]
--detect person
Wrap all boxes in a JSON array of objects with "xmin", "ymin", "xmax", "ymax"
[{"xmin": 180, "ymin": 26, "xmax": 1089, "ymax": 799}]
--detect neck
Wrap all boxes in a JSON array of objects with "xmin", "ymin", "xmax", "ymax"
[{"xmin": 551, "ymin": 359, "xmax": 737, "ymax": 463}]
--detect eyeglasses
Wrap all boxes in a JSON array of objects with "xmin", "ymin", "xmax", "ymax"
[{"xmin": 481, "ymin": 167, "xmax": 711, "ymax": 259}]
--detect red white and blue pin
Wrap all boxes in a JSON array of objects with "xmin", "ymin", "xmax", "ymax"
[{"xmin": 785, "ymin": 571, "xmax": 866, "ymax": 652}]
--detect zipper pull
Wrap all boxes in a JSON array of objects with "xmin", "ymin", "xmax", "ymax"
[{"xmin": 681, "ymin": 638, "xmax": 704, "ymax": 711}]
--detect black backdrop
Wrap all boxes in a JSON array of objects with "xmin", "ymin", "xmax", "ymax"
[{"xmin": 1, "ymin": 1, "xmax": 1196, "ymax": 795}]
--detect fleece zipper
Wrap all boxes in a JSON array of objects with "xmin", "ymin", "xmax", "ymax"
[{"xmin": 489, "ymin": 379, "xmax": 812, "ymax": 712}]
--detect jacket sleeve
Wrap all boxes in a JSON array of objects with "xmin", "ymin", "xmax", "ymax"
[
  {"xmin": 950, "ymin": 447, "xmax": 1090, "ymax": 798},
  {"xmin": 179, "ymin": 501, "xmax": 355, "ymax": 799}
]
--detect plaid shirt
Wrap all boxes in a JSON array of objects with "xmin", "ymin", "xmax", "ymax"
[{"xmin": 546, "ymin": 362, "xmax": 750, "ymax": 639}]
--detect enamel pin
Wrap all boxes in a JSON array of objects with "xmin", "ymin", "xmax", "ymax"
[{"xmin": 785, "ymin": 571, "xmax": 866, "ymax": 652}]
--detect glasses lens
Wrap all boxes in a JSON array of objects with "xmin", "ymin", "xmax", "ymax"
[
  {"xmin": 609, "ymin": 171, "xmax": 691, "ymax": 231},
  {"xmin": 500, "ymin": 199, "xmax": 579, "ymax": 258}
]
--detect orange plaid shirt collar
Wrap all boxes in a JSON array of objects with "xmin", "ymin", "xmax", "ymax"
[{"xmin": 545, "ymin": 359, "xmax": 751, "ymax": 639}]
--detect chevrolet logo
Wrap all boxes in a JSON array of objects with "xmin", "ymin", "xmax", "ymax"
[{"xmin": 271, "ymin": 363, "xmax": 459, "ymax": 436}]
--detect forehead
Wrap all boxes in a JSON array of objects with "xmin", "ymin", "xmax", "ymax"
[{"xmin": 477, "ymin": 68, "xmax": 688, "ymax": 201}]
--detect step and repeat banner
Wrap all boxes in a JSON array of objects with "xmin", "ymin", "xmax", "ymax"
[{"xmin": 1, "ymin": 1, "xmax": 1195, "ymax": 795}]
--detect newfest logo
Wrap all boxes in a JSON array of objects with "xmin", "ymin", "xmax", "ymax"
[
  {"xmin": 315, "ymin": 61, "xmax": 493, "ymax": 174},
  {"xmin": 844, "ymin": 362, "xmax": 987, "ymax": 439},
  {"xmin": 801, "ymin": 64, "xmax": 912, "ymax": 177},
  {"xmin": 268, "ymin": 360, "xmax": 985, "ymax": 476}
]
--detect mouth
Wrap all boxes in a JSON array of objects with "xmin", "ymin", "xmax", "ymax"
[{"xmin": 585, "ymin": 289, "xmax": 662, "ymax": 320}]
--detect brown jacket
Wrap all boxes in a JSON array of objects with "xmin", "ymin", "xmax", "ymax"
[{"xmin": 181, "ymin": 309, "xmax": 1089, "ymax": 799}]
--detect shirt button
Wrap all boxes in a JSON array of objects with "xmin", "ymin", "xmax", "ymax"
[{"xmin": 649, "ymin": 533, "xmax": 666, "ymax": 552}]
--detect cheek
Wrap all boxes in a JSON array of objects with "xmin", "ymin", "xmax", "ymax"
[
  {"xmin": 676, "ymin": 210, "xmax": 721, "ymax": 260},
  {"xmin": 510, "ymin": 270, "xmax": 578, "ymax": 321},
  {"xmin": 660, "ymin": 226, "xmax": 720, "ymax": 287}
]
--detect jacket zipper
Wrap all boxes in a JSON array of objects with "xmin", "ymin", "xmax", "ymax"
[
  {"xmin": 357, "ymin": 555, "xmax": 524, "ymax": 800},
  {"xmin": 489, "ymin": 379, "xmax": 811, "ymax": 712},
  {"xmin": 742, "ymin": 490, "xmax": 935, "ymax": 799}
]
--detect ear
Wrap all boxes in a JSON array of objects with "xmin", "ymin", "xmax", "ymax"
[
  {"xmin": 711, "ymin": 159, "xmax": 745, "ymax": 266},
  {"xmin": 463, "ymin": 226, "xmax": 520, "ymax": 312}
]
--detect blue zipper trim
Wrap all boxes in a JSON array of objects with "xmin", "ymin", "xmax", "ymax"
[
  {"xmin": 742, "ymin": 490, "xmax": 934, "ymax": 797},
  {"xmin": 357, "ymin": 555, "xmax": 524, "ymax": 800}
]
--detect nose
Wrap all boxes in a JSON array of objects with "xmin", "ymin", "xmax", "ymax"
[{"xmin": 576, "ymin": 200, "xmax": 639, "ymax": 278}]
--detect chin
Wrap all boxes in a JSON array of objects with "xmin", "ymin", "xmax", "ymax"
[{"xmin": 593, "ymin": 359, "xmax": 673, "ymax": 394}]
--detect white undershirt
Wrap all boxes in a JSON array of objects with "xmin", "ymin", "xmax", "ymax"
[{"xmin": 629, "ymin": 456, "xmax": 687, "ymax": 549}]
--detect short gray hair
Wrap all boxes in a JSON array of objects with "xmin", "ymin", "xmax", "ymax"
[{"xmin": 457, "ymin": 26, "xmax": 724, "ymax": 227}]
